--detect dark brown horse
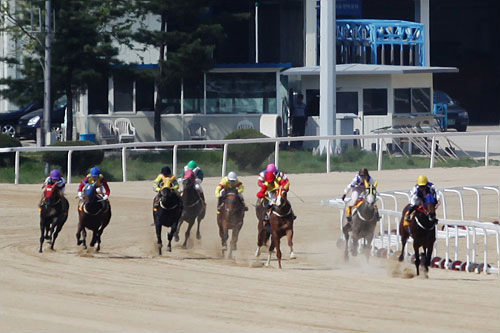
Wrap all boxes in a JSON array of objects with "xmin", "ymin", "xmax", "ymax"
[
  {"xmin": 217, "ymin": 189, "xmax": 245, "ymax": 258},
  {"xmin": 398, "ymin": 193, "xmax": 437, "ymax": 276},
  {"xmin": 175, "ymin": 179, "xmax": 205, "ymax": 248},
  {"xmin": 153, "ymin": 187, "xmax": 182, "ymax": 255},
  {"xmin": 255, "ymin": 187, "xmax": 295, "ymax": 269},
  {"xmin": 76, "ymin": 183, "xmax": 111, "ymax": 252},
  {"xmin": 39, "ymin": 183, "xmax": 69, "ymax": 253}
]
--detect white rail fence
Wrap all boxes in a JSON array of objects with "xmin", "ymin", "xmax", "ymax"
[
  {"xmin": 323, "ymin": 185, "xmax": 500, "ymax": 276},
  {"xmin": 1, "ymin": 131, "xmax": 499, "ymax": 184}
]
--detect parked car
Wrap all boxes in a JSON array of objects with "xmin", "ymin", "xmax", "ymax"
[
  {"xmin": 17, "ymin": 101, "xmax": 66, "ymax": 139},
  {"xmin": 0, "ymin": 102, "xmax": 41, "ymax": 137},
  {"xmin": 433, "ymin": 90, "xmax": 469, "ymax": 132}
]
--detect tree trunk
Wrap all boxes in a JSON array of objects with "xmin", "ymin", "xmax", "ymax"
[
  {"xmin": 65, "ymin": 86, "xmax": 73, "ymax": 141},
  {"xmin": 154, "ymin": 13, "xmax": 167, "ymax": 142}
]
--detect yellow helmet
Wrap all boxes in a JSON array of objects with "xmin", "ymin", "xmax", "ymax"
[{"xmin": 417, "ymin": 175, "xmax": 428, "ymax": 186}]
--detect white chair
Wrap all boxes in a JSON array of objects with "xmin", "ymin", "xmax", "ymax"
[
  {"xmin": 236, "ymin": 119, "xmax": 255, "ymax": 130},
  {"xmin": 113, "ymin": 118, "xmax": 136, "ymax": 143},
  {"xmin": 188, "ymin": 122, "xmax": 207, "ymax": 140},
  {"xmin": 97, "ymin": 119, "xmax": 117, "ymax": 144}
]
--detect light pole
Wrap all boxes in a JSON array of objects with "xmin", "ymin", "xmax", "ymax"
[{"xmin": 43, "ymin": 0, "xmax": 52, "ymax": 146}]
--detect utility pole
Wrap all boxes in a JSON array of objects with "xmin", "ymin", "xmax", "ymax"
[{"xmin": 43, "ymin": 0, "xmax": 52, "ymax": 146}]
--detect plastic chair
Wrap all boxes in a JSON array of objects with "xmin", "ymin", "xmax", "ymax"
[
  {"xmin": 113, "ymin": 118, "xmax": 136, "ymax": 143},
  {"xmin": 96, "ymin": 119, "xmax": 117, "ymax": 144},
  {"xmin": 188, "ymin": 122, "xmax": 207, "ymax": 140}
]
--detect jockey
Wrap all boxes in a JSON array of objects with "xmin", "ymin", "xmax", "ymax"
[
  {"xmin": 77, "ymin": 166, "xmax": 110, "ymax": 201},
  {"xmin": 257, "ymin": 163, "xmax": 290, "ymax": 193},
  {"xmin": 257, "ymin": 171, "xmax": 295, "ymax": 222},
  {"xmin": 341, "ymin": 168, "xmax": 377, "ymax": 223},
  {"xmin": 43, "ymin": 169, "xmax": 66, "ymax": 194},
  {"xmin": 215, "ymin": 171, "xmax": 248, "ymax": 213},
  {"xmin": 181, "ymin": 160, "xmax": 205, "ymax": 205},
  {"xmin": 405, "ymin": 175, "xmax": 440, "ymax": 224},
  {"xmin": 153, "ymin": 166, "xmax": 180, "ymax": 208}
]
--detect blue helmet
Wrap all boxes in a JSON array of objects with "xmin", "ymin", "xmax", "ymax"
[{"xmin": 90, "ymin": 167, "xmax": 100, "ymax": 178}]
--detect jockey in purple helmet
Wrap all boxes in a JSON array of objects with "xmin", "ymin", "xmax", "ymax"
[
  {"xmin": 43, "ymin": 169, "xmax": 66, "ymax": 194},
  {"xmin": 257, "ymin": 163, "xmax": 289, "ymax": 189}
]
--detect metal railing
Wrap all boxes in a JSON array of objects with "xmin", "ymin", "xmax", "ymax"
[{"xmin": 1, "ymin": 130, "xmax": 499, "ymax": 184}]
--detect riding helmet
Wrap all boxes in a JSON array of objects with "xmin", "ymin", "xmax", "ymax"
[
  {"xmin": 161, "ymin": 166, "xmax": 171, "ymax": 176},
  {"xmin": 266, "ymin": 163, "xmax": 277, "ymax": 173},
  {"xmin": 50, "ymin": 169, "xmax": 62, "ymax": 180},
  {"xmin": 187, "ymin": 160, "xmax": 197, "ymax": 170},
  {"xmin": 90, "ymin": 166, "xmax": 101, "ymax": 177},
  {"xmin": 417, "ymin": 175, "xmax": 428, "ymax": 186},
  {"xmin": 227, "ymin": 171, "xmax": 238, "ymax": 181}
]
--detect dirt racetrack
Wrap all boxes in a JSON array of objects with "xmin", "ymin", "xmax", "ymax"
[{"xmin": 1, "ymin": 167, "xmax": 499, "ymax": 332}]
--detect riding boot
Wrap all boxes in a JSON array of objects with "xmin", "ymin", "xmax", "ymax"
[
  {"xmin": 346, "ymin": 205, "xmax": 353, "ymax": 222},
  {"xmin": 217, "ymin": 197, "xmax": 223, "ymax": 214},
  {"xmin": 153, "ymin": 194, "xmax": 160, "ymax": 209}
]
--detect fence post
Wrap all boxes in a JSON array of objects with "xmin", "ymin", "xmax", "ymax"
[
  {"xmin": 222, "ymin": 143, "xmax": 228, "ymax": 177},
  {"xmin": 377, "ymin": 138, "xmax": 383, "ymax": 171},
  {"xmin": 430, "ymin": 136, "xmax": 436, "ymax": 168},
  {"xmin": 274, "ymin": 141, "xmax": 280, "ymax": 169},
  {"xmin": 122, "ymin": 146, "xmax": 127, "ymax": 182},
  {"xmin": 173, "ymin": 145, "xmax": 178, "ymax": 176},
  {"xmin": 67, "ymin": 150, "xmax": 73, "ymax": 184},
  {"xmin": 326, "ymin": 139, "xmax": 331, "ymax": 173},
  {"xmin": 485, "ymin": 135, "xmax": 489, "ymax": 166},
  {"xmin": 14, "ymin": 151, "xmax": 20, "ymax": 184}
]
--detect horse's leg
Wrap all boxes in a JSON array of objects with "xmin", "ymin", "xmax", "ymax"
[
  {"xmin": 218, "ymin": 215, "xmax": 227, "ymax": 252},
  {"xmin": 273, "ymin": 231, "xmax": 282, "ymax": 269},
  {"xmin": 343, "ymin": 225, "xmax": 350, "ymax": 262},
  {"xmin": 39, "ymin": 216, "xmax": 45, "ymax": 253},
  {"xmin": 351, "ymin": 235, "xmax": 359, "ymax": 257},
  {"xmin": 196, "ymin": 215, "xmax": 202, "ymax": 240},
  {"xmin": 413, "ymin": 243, "xmax": 421, "ymax": 276},
  {"xmin": 255, "ymin": 221, "xmax": 264, "ymax": 257},
  {"xmin": 81, "ymin": 228, "xmax": 87, "ymax": 249},
  {"xmin": 175, "ymin": 219, "xmax": 182, "ymax": 242},
  {"xmin": 182, "ymin": 220, "xmax": 195, "ymax": 249},
  {"xmin": 230, "ymin": 221, "xmax": 243, "ymax": 252},
  {"xmin": 425, "ymin": 242, "xmax": 434, "ymax": 273},
  {"xmin": 167, "ymin": 220, "xmax": 178, "ymax": 252},
  {"xmin": 286, "ymin": 229, "xmax": 296, "ymax": 259},
  {"xmin": 364, "ymin": 233, "xmax": 375, "ymax": 262},
  {"xmin": 266, "ymin": 236, "xmax": 275, "ymax": 267},
  {"xmin": 155, "ymin": 223, "xmax": 163, "ymax": 255},
  {"xmin": 50, "ymin": 218, "xmax": 63, "ymax": 251},
  {"xmin": 398, "ymin": 223, "xmax": 409, "ymax": 262},
  {"xmin": 76, "ymin": 221, "xmax": 84, "ymax": 247}
]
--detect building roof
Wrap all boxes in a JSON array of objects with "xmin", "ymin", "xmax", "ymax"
[
  {"xmin": 281, "ymin": 64, "xmax": 459, "ymax": 76},
  {"xmin": 210, "ymin": 62, "xmax": 292, "ymax": 73}
]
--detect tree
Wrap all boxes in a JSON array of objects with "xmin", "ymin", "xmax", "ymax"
[
  {"xmin": 132, "ymin": 1, "xmax": 248, "ymax": 141},
  {"xmin": 0, "ymin": 0, "xmax": 134, "ymax": 140}
]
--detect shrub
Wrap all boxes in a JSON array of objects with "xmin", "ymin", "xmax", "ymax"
[
  {"xmin": 0, "ymin": 133, "xmax": 21, "ymax": 166},
  {"xmin": 42, "ymin": 140, "xmax": 104, "ymax": 174},
  {"xmin": 224, "ymin": 129, "xmax": 274, "ymax": 170}
]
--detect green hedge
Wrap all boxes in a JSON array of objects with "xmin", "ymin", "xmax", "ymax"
[
  {"xmin": 42, "ymin": 140, "xmax": 104, "ymax": 174},
  {"xmin": 224, "ymin": 129, "xmax": 274, "ymax": 170},
  {"xmin": 0, "ymin": 133, "xmax": 21, "ymax": 166}
]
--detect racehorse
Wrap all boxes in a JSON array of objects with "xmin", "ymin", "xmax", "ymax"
[
  {"xmin": 398, "ymin": 193, "xmax": 437, "ymax": 276},
  {"xmin": 76, "ymin": 183, "xmax": 111, "ymax": 252},
  {"xmin": 342, "ymin": 181, "xmax": 379, "ymax": 262},
  {"xmin": 153, "ymin": 186, "xmax": 182, "ymax": 255},
  {"xmin": 39, "ymin": 183, "xmax": 69, "ymax": 253},
  {"xmin": 255, "ymin": 186, "xmax": 295, "ymax": 269},
  {"xmin": 175, "ymin": 179, "xmax": 205, "ymax": 248},
  {"xmin": 217, "ymin": 189, "xmax": 245, "ymax": 258}
]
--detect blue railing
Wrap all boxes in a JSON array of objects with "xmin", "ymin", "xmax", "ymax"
[{"xmin": 336, "ymin": 19, "xmax": 426, "ymax": 66}]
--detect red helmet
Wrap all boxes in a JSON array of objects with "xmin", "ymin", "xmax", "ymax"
[
  {"xmin": 265, "ymin": 172, "xmax": 276, "ymax": 183},
  {"xmin": 184, "ymin": 169, "xmax": 195, "ymax": 181}
]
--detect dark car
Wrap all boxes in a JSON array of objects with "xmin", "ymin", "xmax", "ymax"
[
  {"xmin": 0, "ymin": 102, "xmax": 41, "ymax": 137},
  {"xmin": 433, "ymin": 90, "xmax": 469, "ymax": 132},
  {"xmin": 17, "ymin": 102, "xmax": 66, "ymax": 139}
]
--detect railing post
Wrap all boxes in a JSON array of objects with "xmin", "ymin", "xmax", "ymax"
[
  {"xmin": 222, "ymin": 143, "xmax": 228, "ymax": 177},
  {"xmin": 274, "ymin": 141, "xmax": 280, "ymax": 169},
  {"xmin": 173, "ymin": 145, "xmax": 178, "ymax": 176},
  {"xmin": 430, "ymin": 136, "xmax": 436, "ymax": 168},
  {"xmin": 485, "ymin": 135, "xmax": 489, "ymax": 166},
  {"xmin": 377, "ymin": 138, "xmax": 383, "ymax": 171},
  {"xmin": 67, "ymin": 150, "xmax": 72, "ymax": 184},
  {"xmin": 121, "ymin": 146, "xmax": 127, "ymax": 182},
  {"xmin": 326, "ymin": 139, "xmax": 331, "ymax": 173},
  {"xmin": 14, "ymin": 151, "xmax": 20, "ymax": 185}
]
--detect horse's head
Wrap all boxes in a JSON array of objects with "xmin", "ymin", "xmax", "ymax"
[
  {"xmin": 364, "ymin": 180, "xmax": 378, "ymax": 206},
  {"xmin": 423, "ymin": 192, "xmax": 437, "ymax": 220},
  {"xmin": 83, "ymin": 183, "xmax": 98, "ymax": 203},
  {"xmin": 223, "ymin": 189, "xmax": 241, "ymax": 214},
  {"xmin": 160, "ymin": 186, "xmax": 174, "ymax": 202},
  {"xmin": 42, "ymin": 183, "xmax": 60, "ymax": 206},
  {"xmin": 275, "ymin": 186, "xmax": 288, "ymax": 207}
]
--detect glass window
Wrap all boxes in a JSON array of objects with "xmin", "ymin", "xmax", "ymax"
[
  {"xmin": 363, "ymin": 89, "xmax": 387, "ymax": 115},
  {"xmin": 206, "ymin": 72, "xmax": 276, "ymax": 114},
  {"xmin": 411, "ymin": 88, "xmax": 431, "ymax": 113},
  {"xmin": 157, "ymin": 79, "xmax": 181, "ymax": 114},
  {"xmin": 394, "ymin": 88, "xmax": 411, "ymax": 114},
  {"xmin": 88, "ymin": 77, "xmax": 109, "ymax": 114},
  {"xmin": 113, "ymin": 74, "xmax": 133, "ymax": 112},
  {"xmin": 136, "ymin": 77, "xmax": 154, "ymax": 112},
  {"xmin": 337, "ymin": 91, "xmax": 358, "ymax": 115},
  {"xmin": 184, "ymin": 77, "xmax": 203, "ymax": 114}
]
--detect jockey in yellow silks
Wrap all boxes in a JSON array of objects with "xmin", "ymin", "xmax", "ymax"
[{"xmin": 215, "ymin": 171, "xmax": 248, "ymax": 213}]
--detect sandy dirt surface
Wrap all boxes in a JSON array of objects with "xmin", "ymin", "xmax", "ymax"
[{"xmin": 1, "ymin": 167, "xmax": 500, "ymax": 332}]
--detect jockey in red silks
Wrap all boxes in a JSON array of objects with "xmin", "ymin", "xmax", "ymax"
[
  {"xmin": 257, "ymin": 166, "xmax": 293, "ymax": 221},
  {"xmin": 44, "ymin": 169, "xmax": 66, "ymax": 194},
  {"xmin": 257, "ymin": 163, "xmax": 289, "ymax": 193},
  {"xmin": 77, "ymin": 166, "xmax": 110, "ymax": 201}
]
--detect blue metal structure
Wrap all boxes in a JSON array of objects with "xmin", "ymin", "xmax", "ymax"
[{"xmin": 336, "ymin": 19, "xmax": 426, "ymax": 66}]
